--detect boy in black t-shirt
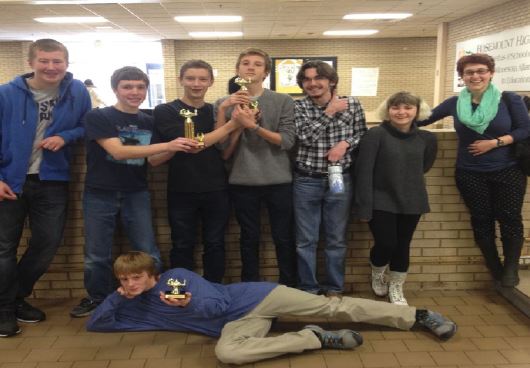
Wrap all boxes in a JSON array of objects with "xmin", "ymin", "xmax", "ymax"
[
  {"xmin": 151, "ymin": 60, "xmax": 237, "ymax": 282},
  {"xmin": 71, "ymin": 66, "xmax": 204, "ymax": 318}
]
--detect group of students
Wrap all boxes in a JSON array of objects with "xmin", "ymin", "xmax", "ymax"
[{"xmin": 1, "ymin": 38, "xmax": 529, "ymax": 363}]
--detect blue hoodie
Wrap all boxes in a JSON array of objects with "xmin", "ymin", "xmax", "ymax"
[
  {"xmin": 0, "ymin": 72, "xmax": 91, "ymax": 193},
  {"xmin": 87, "ymin": 268, "xmax": 277, "ymax": 337}
]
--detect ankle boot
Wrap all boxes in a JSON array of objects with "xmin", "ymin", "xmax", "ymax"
[
  {"xmin": 388, "ymin": 271, "xmax": 408, "ymax": 305},
  {"xmin": 501, "ymin": 237, "xmax": 523, "ymax": 287},
  {"xmin": 476, "ymin": 238, "xmax": 503, "ymax": 281},
  {"xmin": 370, "ymin": 263, "xmax": 388, "ymax": 297}
]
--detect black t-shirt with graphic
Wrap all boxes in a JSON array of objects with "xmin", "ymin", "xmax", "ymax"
[{"xmin": 84, "ymin": 106, "xmax": 153, "ymax": 191}]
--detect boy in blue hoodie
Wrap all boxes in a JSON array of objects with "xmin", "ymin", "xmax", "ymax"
[{"xmin": 0, "ymin": 39, "xmax": 91, "ymax": 337}]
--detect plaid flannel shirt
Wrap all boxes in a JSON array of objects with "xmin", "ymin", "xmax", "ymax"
[{"xmin": 294, "ymin": 95, "xmax": 367, "ymax": 173}]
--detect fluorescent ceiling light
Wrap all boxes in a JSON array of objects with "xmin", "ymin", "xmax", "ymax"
[
  {"xmin": 175, "ymin": 15, "xmax": 242, "ymax": 23},
  {"xmin": 323, "ymin": 30, "xmax": 379, "ymax": 36},
  {"xmin": 189, "ymin": 31, "xmax": 243, "ymax": 38},
  {"xmin": 33, "ymin": 0, "xmax": 157, "ymax": 4},
  {"xmin": 34, "ymin": 16, "xmax": 108, "ymax": 24},
  {"xmin": 343, "ymin": 13, "xmax": 412, "ymax": 20}
]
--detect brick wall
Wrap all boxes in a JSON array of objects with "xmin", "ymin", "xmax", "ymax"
[
  {"xmin": 0, "ymin": 41, "xmax": 30, "ymax": 84},
  {"xmin": 2, "ymin": 0, "xmax": 530, "ymax": 298},
  {"xmin": 162, "ymin": 37, "xmax": 437, "ymax": 113},
  {"xmin": 443, "ymin": 0, "xmax": 530, "ymax": 98},
  {"xmin": 25, "ymin": 131, "xmax": 529, "ymax": 298}
]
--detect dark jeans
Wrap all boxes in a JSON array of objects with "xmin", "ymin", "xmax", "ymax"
[
  {"xmin": 0, "ymin": 177, "xmax": 68, "ymax": 311},
  {"xmin": 83, "ymin": 188, "xmax": 162, "ymax": 302},
  {"xmin": 369, "ymin": 210, "xmax": 421, "ymax": 273},
  {"xmin": 230, "ymin": 184, "xmax": 297, "ymax": 286},
  {"xmin": 168, "ymin": 190, "xmax": 230, "ymax": 283}
]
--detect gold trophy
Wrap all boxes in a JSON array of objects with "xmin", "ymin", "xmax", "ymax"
[
  {"xmin": 179, "ymin": 109, "xmax": 205, "ymax": 147},
  {"xmin": 165, "ymin": 278, "xmax": 187, "ymax": 299},
  {"xmin": 234, "ymin": 77, "xmax": 259, "ymax": 109}
]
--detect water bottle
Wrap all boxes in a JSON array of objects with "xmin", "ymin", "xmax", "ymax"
[{"xmin": 328, "ymin": 164, "xmax": 344, "ymax": 193}]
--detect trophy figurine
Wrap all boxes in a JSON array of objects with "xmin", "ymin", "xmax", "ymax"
[
  {"xmin": 165, "ymin": 278, "xmax": 187, "ymax": 299},
  {"xmin": 234, "ymin": 76, "xmax": 252, "ymax": 91},
  {"xmin": 179, "ymin": 108, "xmax": 205, "ymax": 147},
  {"xmin": 234, "ymin": 77, "xmax": 259, "ymax": 110}
]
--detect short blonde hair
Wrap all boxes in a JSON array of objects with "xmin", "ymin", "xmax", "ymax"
[
  {"xmin": 113, "ymin": 251, "xmax": 158, "ymax": 278},
  {"xmin": 376, "ymin": 91, "xmax": 431, "ymax": 122}
]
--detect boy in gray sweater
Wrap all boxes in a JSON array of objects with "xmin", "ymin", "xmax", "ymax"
[{"xmin": 214, "ymin": 48, "xmax": 297, "ymax": 286}]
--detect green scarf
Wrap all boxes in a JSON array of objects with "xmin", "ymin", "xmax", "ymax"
[{"xmin": 456, "ymin": 83, "xmax": 501, "ymax": 134}]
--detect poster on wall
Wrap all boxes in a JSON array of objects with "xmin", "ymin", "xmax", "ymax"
[
  {"xmin": 351, "ymin": 67, "xmax": 379, "ymax": 96},
  {"xmin": 454, "ymin": 25, "xmax": 530, "ymax": 92}
]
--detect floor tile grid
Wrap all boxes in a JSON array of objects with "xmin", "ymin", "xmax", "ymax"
[{"xmin": 0, "ymin": 290, "xmax": 528, "ymax": 368}]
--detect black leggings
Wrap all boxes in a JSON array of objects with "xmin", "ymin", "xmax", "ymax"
[
  {"xmin": 368, "ymin": 210, "xmax": 421, "ymax": 272},
  {"xmin": 455, "ymin": 166, "xmax": 526, "ymax": 242}
]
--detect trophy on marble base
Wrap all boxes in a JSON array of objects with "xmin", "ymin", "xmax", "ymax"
[
  {"xmin": 234, "ymin": 77, "xmax": 259, "ymax": 109},
  {"xmin": 180, "ymin": 108, "xmax": 205, "ymax": 147},
  {"xmin": 164, "ymin": 278, "xmax": 187, "ymax": 299}
]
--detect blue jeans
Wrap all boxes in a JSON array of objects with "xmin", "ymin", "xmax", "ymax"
[
  {"xmin": 0, "ymin": 177, "xmax": 68, "ymax": 311},
  {"xmin": 168, "ymin": 190, "xmax": 230, "ymax": 283},
  {"xmin": 294, "ymin": 173, "xmax": 352, "ymax": 293},
  {"xmin": 83, "ymin": 187, "xmax": 162, "ymax": 302},
  {"xmin": 230, "ymin": 184, "xmax": 297, "ymax": 286}
]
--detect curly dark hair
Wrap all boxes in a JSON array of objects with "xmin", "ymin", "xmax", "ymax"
[
  {"xmin": 456, "ymin": 53, "xmax": 495, "ymax": 77},
  {"xmin": 296, "ymin": 60, "xmax": 338, "ymax": 93}
]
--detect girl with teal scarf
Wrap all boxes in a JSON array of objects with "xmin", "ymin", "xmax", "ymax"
[{"xmin": 417, "ymin": 53, "xmax": 530, "ymax": 289}]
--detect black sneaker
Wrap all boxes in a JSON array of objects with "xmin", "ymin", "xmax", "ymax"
[
  {"xmin": 15, "ymin": 300, "xmax": 46, "ymax": 323},
  {"xmin": 0, "ymin": 311, "xmax": 21, "ymax": 337},
  {"xmin": 70, "ymin": 298, "xmax": 100, "ymax": 318},
  {"xmin": 304, "ymin": 324, "xmax": 363, "ymax": 349},
  {"xmin": 416, "ymin": 310, "xmax": 457, "ymax": 340}
]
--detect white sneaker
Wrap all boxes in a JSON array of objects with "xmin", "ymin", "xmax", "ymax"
[
  {"xmin": 371, "ymin": 264, "xmax": 388, "ymax": 297},
  {"xmin": 388, "ymin": 271, "xmax": 408, "ymax": 305}
]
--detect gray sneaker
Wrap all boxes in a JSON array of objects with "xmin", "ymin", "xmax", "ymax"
[
  {"xmin": 304, "ymin": 324, "xmax": 363, "ymax": 349},
  {"xmin": 417, "ymin": 310, "xmax": 457, "ymax": 340}
]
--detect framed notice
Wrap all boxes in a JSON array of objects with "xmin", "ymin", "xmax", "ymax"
[{"xmin": 271, "ymin": 56, "xmax": 337, "ymax": 95}]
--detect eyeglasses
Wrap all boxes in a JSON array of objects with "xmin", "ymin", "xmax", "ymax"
[{"xmin": 463, "ymin": 68, "xmax": 490, "ymax": 77}]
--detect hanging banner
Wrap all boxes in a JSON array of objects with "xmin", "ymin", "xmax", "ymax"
[{"xmin": 454, "ymin": 25, "xmax": 530, "ymax": 92}]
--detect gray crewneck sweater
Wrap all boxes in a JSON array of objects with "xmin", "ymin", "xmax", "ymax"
[
  {"xmin": 353, "ymin": 122, "xmax": 438, "ymax": 220},
  {"xmin": 214, "ymin": 89, "xmax": 296, "ymax": 185}
]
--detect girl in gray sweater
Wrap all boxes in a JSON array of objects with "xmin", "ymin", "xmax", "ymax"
[{"xmin": 353, "ymin": 92, "xmax": 437, "ymax": 305}]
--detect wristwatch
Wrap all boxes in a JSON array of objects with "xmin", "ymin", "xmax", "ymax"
[{"xmin": 496, "ymin": 138, "xmax": 505, "ymax": 147}]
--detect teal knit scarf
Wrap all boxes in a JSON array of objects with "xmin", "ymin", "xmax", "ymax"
[{"xmin": 456, "ymin": 83, "xmax": 501, "ymax": 134}]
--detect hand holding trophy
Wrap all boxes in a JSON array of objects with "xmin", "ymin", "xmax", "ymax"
[
  {"xmin": 234, "ymin": 77, "xmax": 259, "ymax": 110},
  {"xmin": 180, "ymin": 109, "xmax": 205, "ymax": 148},
  {"xmin": 164, "ymin": 278, "xmax": 187, "ymax": 299}
]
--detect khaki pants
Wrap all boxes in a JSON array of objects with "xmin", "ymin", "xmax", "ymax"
[{"xmin": 215, "ymin": 285, "xmax": 416, "ymax": 365}]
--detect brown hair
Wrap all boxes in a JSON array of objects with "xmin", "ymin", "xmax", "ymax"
[
  {"xmin": 236, "ymin": 48, "xmax": 272, "ymax": 76},
  {"xmin": 28, "ymin": 39, "xmax": 69, "ymax": 64},
  {"xmin": 180, "ymin": 59, "xmax": 214, "ymax": 81},
  {"xmin": 113, "ymin": 251, "xmax": 159, "ymax": 278},
  {"xmin": 456, "ymin": 53, "xmax": 495, "ymax": 77},
  {"xmin": 296, "ymin": 60, "xmax": 338, "ymax": 93},
  {"xmin": 110, "ymin": 66, "xmax": 149, "ymax": 90}
]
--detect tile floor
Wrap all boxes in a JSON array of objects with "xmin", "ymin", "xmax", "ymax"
[{"xmin": 1, "ymin": 290, "xmax": 529, "ymax": 368}]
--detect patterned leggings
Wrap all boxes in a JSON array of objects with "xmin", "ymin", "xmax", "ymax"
[{"xmin": 455, "ymin": 165, "xmax": 526, "ymax": 242}]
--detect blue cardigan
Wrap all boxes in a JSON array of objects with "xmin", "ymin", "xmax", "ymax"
[
  {"xmin": 0, "ymin": 72, "xmax": 91, "ymax": 193},
  {"xmin": 86, "ymin": 268, "xmax": 277, "ymax": 337},
  {"xmin": 417, "ymin": 92, "xmax": 530, "ymax": 172}
]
